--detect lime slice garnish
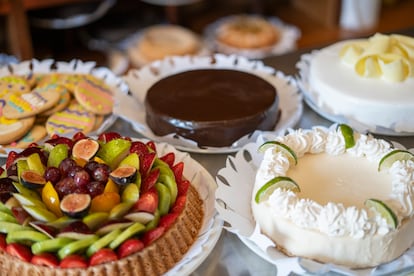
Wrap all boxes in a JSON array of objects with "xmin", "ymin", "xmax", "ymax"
[
  {"xmin": 255, "ymin": 176, "xmax": 300, "ymax": 203},
  {"xmin": 365, "ymin": 198, "xmax": 398, "ymax": 229},
  {"xmin": 378, "ymin": 149, "xmax": 414, "ymax": 171},
  {"xmin": 258, "ymin": 141, "xmax": 298, "ymax": 165},
  {"xmin": 338, "ymin": 124, "xmax": 355, "ymax": 149}
]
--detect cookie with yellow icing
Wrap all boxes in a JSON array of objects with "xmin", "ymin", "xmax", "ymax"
[
  {"xmin": 0, "ymin": 116, "xmax": 35, "ymax": 145},
  {"xmin": 46, "ymin": 101, "xmax": 96, "ymax": 135},
  {"xmin": 2, "ymin": 84, "xmax": 61, "ymax": 119},
  {"xmin": 0, "ymin": 75, "xmax": 31, "ymax": 96}
]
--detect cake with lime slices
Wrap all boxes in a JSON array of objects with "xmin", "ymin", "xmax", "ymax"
[
  {"xmin": 0, "ymin": 132, "xmax": 203, "ymax": 275},
  {"xmin": 145, "ymin": 69, "xmax": 279, "ymax": 147},
  {"xmin": 307, "ymin": 33, "xmax": 414, "ymax": 133},
  {"xmin": 251, "ymin": 125, "xmax": 414, "ymax": 268}
]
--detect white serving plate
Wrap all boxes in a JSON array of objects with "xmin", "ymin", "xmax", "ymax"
[
  {"xmin": 115, "ymin": 54, "xmax": 303, "ymax": 154},
  {"xmin": 0, "ymin": 59, "xmax": 129, "ymax": 157}
]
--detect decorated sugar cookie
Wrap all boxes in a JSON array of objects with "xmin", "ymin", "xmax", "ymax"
[
  {"xmin": 46, "ymin": 101, "xmax": 96, "ymax": 135},
  {"xmin": 2, "ymin": 84, "xmax": 61, "ymax": 119},
  {"xmin": 39, "ymin": 86, "xmax": 71, "ymax": 117},
  {"xmin": 0, "ymin": 75, "xmax": 31, "ymax": 114},
  {"xmin": 4, "ymin": 124, "xmax": 47, "ymax": 149},
  {"xmin": 0, "ymin": 116, "xmax": 35, "ymax": 145},
  {"xmin": 0, "ymin": 75, "xmax": 31, "ymax": 96},
  {"xmin": 60, "ymin": 74, "xmax": 87, "ymax": 93},
  {"xmin": 74, "ymin": 76, "xmax": 114, "ymax": 115}
]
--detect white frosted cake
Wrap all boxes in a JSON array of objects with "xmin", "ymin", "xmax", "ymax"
[
  {"xmin": 307, "ymin": 33, "xmax": 414, "ymax": 133},
  {"xmin": 251, "ymin": 125, "xmax": 414, "ymax": 268}
]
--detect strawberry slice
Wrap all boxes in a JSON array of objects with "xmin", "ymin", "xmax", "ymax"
[
  {"xmin": 139, "ymin": 152, "xmax": 156, "ymax": 176},
  {"xmin": 72, "ymin": 132, "xmax": 88, "ymax": 142},
  {"xmin": 31, "ymin": 253, "xmax": 59, "ymax": 267},
  {"xmin": 5, "ymin": 151, "xmax": 19, "ymax": 169},
  {"xmin": 141, "ymin": 168, "xmax": 160, "ymax": 193},
  {"xmin": 171, "ymin": 195, "xmax": 186, "ymax": 214},
  {"xmin": 142, "ymin": 226, "xmax": 165, "ymax": 247},
  {"xmin": 129, "ymin": 141, "xmax": 149, "ymax": 155},
  {"xmin": 90, "ymin": 248, "xmax": 118, "ymax": 266},
  {"xmin": 60, "ymin": 255, "xmax": 88, "ymax": 268},
  {"xmin": 44, "ymin": 137, "xmax": 74, "ymax": 149},
  {"xmin": 11, "ymin": 206, "xmax": 32, "ymax": 225},
  {"xmin": 98, "ymin": 132, "xmax": 122, "ymax": 143},
  {"xmin": 146, "ymin": 141, "xmax": 156, "ymax": 152},
  {"xmin": 160, "ymin": 152, "xmax": 175, "ymax": 168},
  {"xmin": 159, "ymin": 213, "xmax": 179, "ymax": 230},
  {"xmin": 0, "ymin": 234, "xmax": 6, "ymax": 251},
  {"xmin": 172, "ymin": 162, "xmax": 184, "ymax": 182},
  {"xmin": 6, "ymin": 243, "xmax": 32, "ymax": 262},
  {"xmin": 132, "ymin": 188, "xmax": 158, "ymax": 213},
  {"xmin": 177, "ymin": 179, "xmax": 190, "ymax": 196},
  {"xmin": 0, "ymin": 167, "xmax": 4, "ymax": 176},
  {"xmin": 117, "ymin": 238, "xmax": 144, "ymax": 259}
]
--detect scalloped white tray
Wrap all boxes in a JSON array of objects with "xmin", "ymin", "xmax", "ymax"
[
  {"xmin": 116, "ymin": 54, "xmax": 303, "ymax": 154},
  {"xmin": 0, "ymin": 59, "xmax": 129, "ymax": 157}
]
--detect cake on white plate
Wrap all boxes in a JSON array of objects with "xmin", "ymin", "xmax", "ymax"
[
  {"xmin": 251, "ymin": 124, "xmax": 414, "ymax": 268},
  {"xmin": 305, "ymin": 33, "xmax": 414, "ymax": 134}
]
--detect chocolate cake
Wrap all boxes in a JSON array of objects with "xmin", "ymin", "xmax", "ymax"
[{"xmin": 145, "ymin": 69, "xmax": 279, "ymax": 147}]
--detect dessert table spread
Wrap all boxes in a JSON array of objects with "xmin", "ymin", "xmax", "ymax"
[{"xmin": 1, "ymin": 28, "xmax": 414, "ymax": 276}]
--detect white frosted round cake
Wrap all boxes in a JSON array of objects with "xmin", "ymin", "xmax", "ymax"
[
  {"xmin": 307, "ymin": 33, "xmax": 414, "ymax": 133},
  {"xmin": 251, "ymin": 125, "xmax": 414, "ymax": 268}
]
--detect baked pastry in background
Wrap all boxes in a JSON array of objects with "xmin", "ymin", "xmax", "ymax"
[
  {"xmin": 127, "ymin": 25, "xmax": 203, "ymax": 67},
  {"xmin": 216, "ymin": 15, "xmax": 280, "ymax": 49}
]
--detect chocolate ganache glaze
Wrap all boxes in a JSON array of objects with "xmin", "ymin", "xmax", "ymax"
[{"xmin": 145, "ymin": 69, "xmax": 279, "ymax": 147}]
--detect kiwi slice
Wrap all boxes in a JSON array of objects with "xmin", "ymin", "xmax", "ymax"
[
  {"xmin": 0, "ymin": 210, "xmax": 18, "ymax": 223},
  {"xmin": 58, "ymin": 235, "xmax": 99, "ymax": 259},
  {"xmin": 32, "ymin": 237, "xmax": 74, "ymax": 254},
  {"xmin": 0, "ymin": 221, "xmax": 33, "ymax": 234},
  {"xmin": 86, "ymin": 228, "xmax": 122, "ymax": 257},
  {"xmin": 6, "ymin": 230, "xmax": 49, "ymax": 244},
  {"xmin": 155, "ymin": 182, "xmax": 171, "ymax": 216},
  {"xmin": 109, "ymin": 222, "xmax": 145, "ymax": 250}
]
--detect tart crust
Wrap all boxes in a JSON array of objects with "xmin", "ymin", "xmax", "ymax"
[{"xmin": 0, "ymin": 185, "xmax": 204, "ymax": 276}]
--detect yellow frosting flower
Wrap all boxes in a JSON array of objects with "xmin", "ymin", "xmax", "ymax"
[{"xmin": 340, "ymin": 33, "xmax": 414, "ymax": 82}]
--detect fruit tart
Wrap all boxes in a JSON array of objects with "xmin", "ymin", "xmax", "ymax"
[{"xmin": 0, "ymin": 132, "xmax": 204, "ymax": 275}]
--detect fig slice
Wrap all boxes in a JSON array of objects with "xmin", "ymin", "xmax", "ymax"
[
  {"xmin": 72, "ymin": 139, "xmax": 100, "ymax": 161},
  {"xmin": 20, "ymin": 170, "xmax": 47, "ymax": 189},
  {"xmin": 60, "ymin": 193, "xmax": 91, "ymax": 218},
  {"xmin": 109, "ymin": 166, "xmax": 137, "ymax": 186}
]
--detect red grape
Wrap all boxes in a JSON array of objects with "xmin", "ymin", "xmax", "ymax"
[{"xmin": 44, "ymin": 167, "xmax": 62, "ymax": 184}]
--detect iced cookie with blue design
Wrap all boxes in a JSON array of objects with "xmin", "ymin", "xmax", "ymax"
[{"xmin": 2, "ymin": 84, "xmax": 61, "ymax": 119}]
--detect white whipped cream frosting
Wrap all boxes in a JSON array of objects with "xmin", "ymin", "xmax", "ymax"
[{"xmin": 255, "ymin": 126, "xmax": 414, "ymax": 239}]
